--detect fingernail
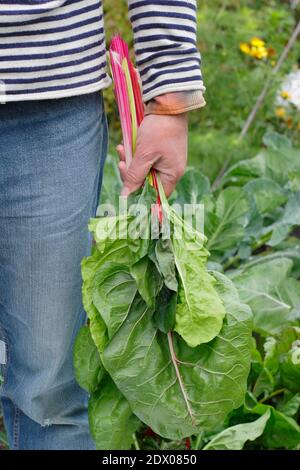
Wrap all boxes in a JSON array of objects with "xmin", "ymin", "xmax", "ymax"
[{"xmin": 121, "ymin": 186, "xmax": 130, "ymax": 197}]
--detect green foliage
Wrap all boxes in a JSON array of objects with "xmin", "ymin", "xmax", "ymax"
[
  {"xmin": 76, "ymin": 175, "xmax": 252, "ymax": 446},
  {"xmin": 203, "ymin": 410, "xmax": 270, "ymax": 450},
  {"xmin": 80, "ymin": 129, "xmax": 300, "ymax": 450},
  {"xmin": 73, "ymin": 326, "xmax": 104, "ymax": 393}
]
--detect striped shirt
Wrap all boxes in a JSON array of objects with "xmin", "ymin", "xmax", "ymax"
[{"xmin": 0, "ymin": 1, "xmax": 204, "ymax": 102}]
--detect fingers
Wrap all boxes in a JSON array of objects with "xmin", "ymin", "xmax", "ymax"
[
  {"xmin": 116, "ymin": 144, "xmax": 126, "ymax": 162},
  {"xmin": 154, "ymin": 159, "xmax": 186, "ymax": 197},
  {"xmin": 121, "ymin": 154, "xmax": 153, "ymax": 196},
  {"xmin": 118, "ymin": 160, "xmax": 127, "ymax": 182},
  {"xmin": 158, "ymin": 173, "xmax": 177, "ymax": 198}
]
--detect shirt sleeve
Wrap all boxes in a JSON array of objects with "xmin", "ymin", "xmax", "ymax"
[
  {"xmin": 144, "ymin": 90, "xmax": 206, "ymax": 115},
  {"xmin": 127, "ymin": 0, "xmax": 205, "ymax": 102}
]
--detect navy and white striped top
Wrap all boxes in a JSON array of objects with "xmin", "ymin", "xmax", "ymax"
[{"xmin": 0, "ymin": 1, "xmax": 204, "ymax": 102}]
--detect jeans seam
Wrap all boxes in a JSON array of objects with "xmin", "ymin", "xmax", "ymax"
[{"xmin": 12, "ymin": 404, "xmax": 20, "ymax": 450}]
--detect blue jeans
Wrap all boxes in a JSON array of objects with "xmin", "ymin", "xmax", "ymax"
[{"xmin": 0, "ymin": 93, "xmax": 108, "ymax": 449}]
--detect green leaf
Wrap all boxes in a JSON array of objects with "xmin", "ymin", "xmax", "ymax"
[
  {"xmin": 81, "ymin": 248, "xmax": 108, "ymax": 352},
  {"xmin": 126, "ymin": 181, "xmax": 157, "ymax": 261},
  {"xmin": 152, "ymin": 237, "xmax": 178, "ymax": 292},
  {"xmin": 206, "ymin": 187, "xmax": 249, "ymax": 253},
  {"xmin": 244, "ymin": 401, "xmax": 300, "ymax": 449},
  {"xmin": 152, "ymin": 285, "xmax": 177, "ymax": 333},
  {"xmin": 82, "ymin": 221, "xmax": 135, "ymax": 351},
  {"xmin": 263, "ymin": 131, "xmax": 292, "ymax": 151},
  {"xmin": 253, "ymin": 337, "xmax": 278, "ymax": 398},
  {"xmin": 73, "ymin": 326, "xmax": 104, "ymax": 393},
  {"xmin": 268, "ymin": 192, "xmax": 300, "ymax": 246},
  {"xmin": 102, "ymin": 273, "xmax": 252, "ymax": 439},
  {"xmin": 277, "ymin": 393, "xmax": 300, "ymax": 418},
  {"xmin": 174, "ymin": 167, "xmax": 210, "ymax": 205},
  {"xmin": 232, "ymin": 258, "xmax": 300, "ymax": 335},
  {"xmin": 203, "ymin": 410, "xmax": 270, "ymax": 450},
  {"xmin": 280, "ymin": 336, "xmax": 300, "ymax": 393},
  {"xmin": 88, "ymin": 376, "xmax": 140, "ymax": 450},
  {"xmin": 169, "ymin": 210, "xmax": 225, "ymax": 347},
  {"xmin": 223, "ymin": 153, "xmax": 266, "ymax": 187},
  {"xmin": 223, "ymin": 148, "xmax": 300, "ymax": 188},
  {"xmin": 130, "ymin": 256, "xmax": 163, "ymax": 308},
  {"xmin": 92, "ymin": 262, "xmax": 137, "ymax": 339},
  {"xmin": 244, "ymin": 178, "xmax": 287, "ymax": 215}
]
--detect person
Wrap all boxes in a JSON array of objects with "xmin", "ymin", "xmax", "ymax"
[{"xmin": 0, "ymin": 0, "xmax": 205, "ymax": 449}]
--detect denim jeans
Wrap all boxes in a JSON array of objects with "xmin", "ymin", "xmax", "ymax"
[{"xmin": 0, "ymin": 92, "xmax": 108, "ymax": 449}]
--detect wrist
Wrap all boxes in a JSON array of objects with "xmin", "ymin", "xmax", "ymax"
[{"xmin": 144, "ymin": 90, "xmax": 206, "ymax": 116}]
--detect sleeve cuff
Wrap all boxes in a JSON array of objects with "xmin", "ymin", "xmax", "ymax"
[{"xmin": 144, "ymin": 90, "xmax": 206, "ymax": 116}]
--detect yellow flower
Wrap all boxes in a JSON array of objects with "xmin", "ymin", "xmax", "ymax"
[
  {"xmin": 275, "ymin": 107, "xmax": 286, "ymax": 118},
  {"xmin": 280, "ymin": 91, "xmax": 291, "ymax": 100},
  {"xmin": 251, "ymin": 37, "xmax": 265, "ymax": 47},
  {"xmin": 239, "ymin": 42, "xmax": 251, "ymax": 55},
  {"xmin": 252, "ymin": 46, "xmax": 268, "ymax": 59}
]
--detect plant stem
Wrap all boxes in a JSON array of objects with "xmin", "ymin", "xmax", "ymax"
[
  {"xmin": 194, "ymin": 431, "xmax": 204, "ymax": 450},
  {"xmin": 259, "ymin": 388, "xmax": 285, "ymax": 404},
  {"xmin": 167, "ymin": 332, "xmax": 195, "ymax": 425},
  {"xmin": 132, "ymin": 432, "xmax": 140, "ymax": 450},
  {"xmin": 223, "ymin": 253, "xmax": 241, "ymax": 271}
]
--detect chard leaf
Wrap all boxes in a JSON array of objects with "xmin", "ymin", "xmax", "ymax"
[
  {"xmin": 244, "ymin": 400, "xmax": 300, "ymax": 449},
  {"xmin": 231, "ymin": 258, "xmax": 300, "ymax": 335},
  {"xmin": 152, "ymin": 285, "xmax": 177, "ymax": 333},
  {"xmin": 88, "ymin": 376, "xmax": 140, "ymax": 450},
  {"xmin": 73, "ymin": 326, "xmax": 104, "ymax": 393},
  {"xmin": 82, "ymin": 227, "xmax": 134, "ymax": 351},
  {"xmin": 277, "ymin": 393, "xmax": 300, "ymax": 417},
  {"xmin": 130, "ymin": 256, "xmax": 163, "ymax": 308},
  {"xmin": 203, "ymin": 410, "xmax": 270, "ymax": 450},
  {"xmin": 170, "ymin": 213, "xmax": 226, "ymax": 347},
  {"xmin": 92, "ymin": 262, "xmax": 137, "ymax": 339},
  {"xmin": 81, "ymin": 248, "xmax": 108, "ymax": 352},
  {"xmin": 102, "ymin": 272, "xmax": 252, "ymax": 439},
  {"xmin": 126, "ymin": 180, "xmax": 157, "ymax": 261},
  {"xmin": 153, "ymin": 237, "xmax": 178, "ymax": 292}
]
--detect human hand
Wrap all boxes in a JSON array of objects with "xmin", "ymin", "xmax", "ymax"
[{"xmin": 117, "ymin": 113, "xmax": 188, "ymax": 197}]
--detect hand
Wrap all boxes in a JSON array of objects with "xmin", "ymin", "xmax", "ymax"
[{"xmin": 117, "ymin": 113, "xmax": 188, "ymax": 197}]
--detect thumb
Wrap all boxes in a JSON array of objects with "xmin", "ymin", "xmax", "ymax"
[{"xmin": 121, "ymin": 154, "xmax": 153, "ymax": 196}]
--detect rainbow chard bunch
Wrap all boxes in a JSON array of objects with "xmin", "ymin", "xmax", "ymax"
[{"xmin": 74, "ymin": 36, "xmax": 252, "ymax": 450}]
